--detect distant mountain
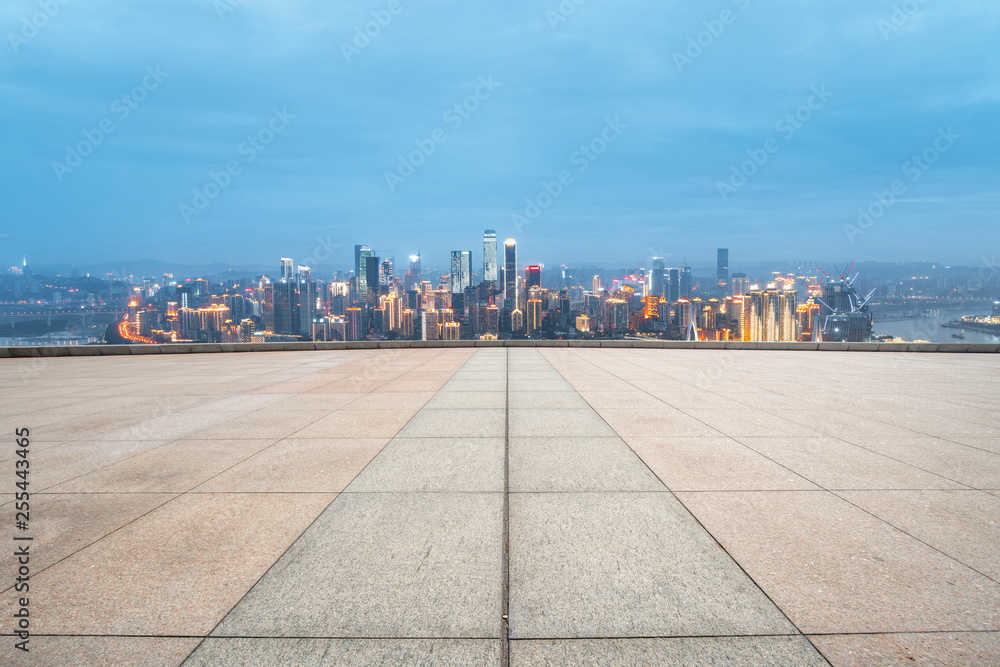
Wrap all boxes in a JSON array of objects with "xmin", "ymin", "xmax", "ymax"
[{"xmin": 32, "ymin": 260, "xmax": 274, "ymax": 281}]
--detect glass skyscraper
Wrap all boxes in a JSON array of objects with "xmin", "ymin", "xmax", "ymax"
[
  {"xmin": 504, "ymin": 238, "xmax": 517, "ymax": 309},
  {"xmin": 483, "ymin": 230, "xmax": 498, "ymax": 285}
]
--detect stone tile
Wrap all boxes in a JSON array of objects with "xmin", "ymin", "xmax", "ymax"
[
  {"xmin": 339, "ymin": 392, "xmax": 435, "ymax": 411},
  {"xmin": 593, "ymin": 407, "xmax": 719, "ymax": 438},
  {"xmin": 24, "ymin": 636, "xmax": 201, "ymax": 667},
  {"xmin": 508, "ymin": 391, "xmax": 591, "ymax": 409},
  {"xmin": 26, "ymin": 439, "xmax": 173, "ymax": 489},
  {"xmin": 100, "ymin": 410, "xmax": 246, "ymax": 441},
  {"xmin": 510, "ymin": 636, "xmax": 828, "ymax": 666},
  {"xmin": 440, "ymin": 379, "xmax": 508, "ymax": 393},
  {"xmin": 508, "ymin": 409, "xmax": 615, "ymax": 437},
  {"xmin": 265, "ymin": 393, "xmax": 364, "ymax": 410},
  {"xmin": 0, "ymin": 493, "xmax": 334, "ymax": 635},
  {"xmin": 509, "ymin": 492, "xmax": 795, "ymax": 638},
  {"xmin": 187, "ymin": 638, "xmax": 500, "ymax": 666},
  {"xmin": 508, "ymin": 379, "xmax": 574, "ymax": 392},
  {"xmin": 837, "ymin": 489, "xmax": 1000, "ymax": 580},
  {"xmin": 683, "ymin": 409, "xmax": 825, "ymax": 438},
  {"xmin": 195, "ymin": 438, "xmax": 390, "ymax": 493},
  {"xmin": 858, "ymin": 437, "xmax": 1000, "ymax": 489},
  {"xmin": 510, "ymin": 437, "xmax": 663, "ymax": 492},
  {"xmin": 292, "ymin": 410, "xmax": 416, "ymax": 438},
  {"xmin": 1, "ymin": 492, "xmax": 175, "ymax": 578},
  {"xmin": 397, "ymin": 409, "xmax": 505, "ymax": 438},
  {"xmin": 47, "ymin": 438, "xmax": 278, "ymax": 493},
  {"xmin": 678, "ymin": 490, "xmax": 1000, "ymax": 634},
  {"xmin": 737, "ymin": 437, "xmax": 963, "ymax": 490},
  {"xmin": 628, "ymin": 437, "xmax": 819, "ymax": 491},
  {"xmin": 188, "ymin": 409, "xmax": 331, "ymax": 439},
  {"xmin": 810, "ymin": 632, "xmax": 1000, "ymax": 667},
  {"xmin": 347, "ymin": 438, "xmax": 503, "ymax": 493},
  {"xmin": 422, "ymin": 390, "xmax": 506, "ymax": 409},
  {"xmin": 213, "ymin": 492, "xmax": 502, "ymax": 638}
]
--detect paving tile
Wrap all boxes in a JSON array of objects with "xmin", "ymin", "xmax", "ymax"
[
  {"xmin": 213, "ymin": 492, "xmax": 502, "ymax": 638},
  {"xmin": 47, "ymin": 438, "xmax": 278, "ymax": 493},
  {"xmin": 857, "ymin": 437, "xmax": 1000, "ymax": 489},
  {"xmin": 186, "ymin": 638, "xmax": 500, "ymax": 666},
  {"xmin": 509, "ymin": 492, "xmax": 796, "ymax": 638},
  {"xmin": 188, "ymin": 409, "xmax": 331, "ymax": 439},
  {"xmin": 510, "ymin": 636, "xmax": 828, "ymax": 666},
  {"xmin": 0, "ymin": 493, "xmax": 334, "ymax": 635},
  {"xmin": 195, "ymin": 438, "xmax": 390, "ymax": 493},
  {"xmin": 593, "ymin": 407, "xmax": 719, "ymax": 438},
  {"xmin": 509, "ymin": 437, "xmax": 662, "ymax": 492},
  {"xmin": 508, "ymin": 379, "xmax": 574, "ymax": 392},
  {"xmin": 837, "ymin": 489, "xmax": 1000, "ymax": 580},
  {"xmin": 338, "ymin": 392, "xmax": 435, "ymax": 411},
  {"xmin": 810, "ymin": 632, "xmax": 1000, "ymax": 667},
  {"xmin": 292, "ymin": 409, "xmax": 416, "ymax": 438},
  {"xmin": 678, "ymin": 490, "xmax": 1000, "ymax": 634},
  {"xmin": 508, "ymin": 408, "xmax": 615, "ymax": 437},
  {"xmin": 683, "ymin": 409, "xmax": 825, "ymax": 438},
  {"xmin": 22, "ymin": 636, "xmax": 201, "ymax": 667},
  {"xmin": 397, "ymin": 409, "xmax": 505, "ymax": 438},
  {"xmin": 737, "ymin": 437, "xmax": 963, "ymax": 490},
  {"xmin": 628, "ymin": 436, "xmax": 819, "ymax": 491},
  {"xmin": 347, "ymin": 437, "xmax": 503, "ymax": 492},
  {"xmin": 422, "ymin": 390, "xmax": 506, "ymax": 409},
  {"xmin": 0, "ymin": 492, "xmax": 174, "ymax": 578},
  {"xmin": 26, "ymin": 438, "xmax": 173, "ymax": 489}
]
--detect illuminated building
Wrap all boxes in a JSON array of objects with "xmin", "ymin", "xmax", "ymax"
[
  {"xmin": 525, "ymin": 265, "xmax": 541, "ymax": 290},
  {"xmin": 732, "ymin": 273, "xmax": 749, "ymax": 297},
  {"xmin": 479, "ymin": 304, "xmax": 499, "ymax": 338},
  {"xmin": 606, "ymin": 298, "xmax": 629, "ymax": 332},
  {"xmin": 576, "ymin": 315, "xmax": 592, "ymax": 333},
  {"xmin": 747, "ymin": 284, "xmax": 797, "ymax": 341},
  {"xmin": 345, "ymin": 307, "xmax": 364, "ymax": 341},
  {"xmin": 511, "ymin": 309, "xmax": 524, "ymax": 334},
  {"xmin": 504, "ymin": 239, "xmax": 517, "ymax": 309},
  {"xmin": 680, "ymin": 266, "xmax": 692, "ymax": 299},
  {"xmin": 442, "ymin": 321, "xmax": 461, "ymax": 340},
  {"xmin": 797, "ymin": 302, "xmax": 821, "ymax": 340},
  {"xmin": 239, "ymin": 318, "xmax": 254, "ymax": 342},
  {"xmin": 280, "ymin": 257, "xmax": 293, "ymax": 281},
  {"xmin": 642, "ymin": 296, "xmax": 660, "ymax": 319},
  {"xmin": 422, "ymin": 310, "xmax": 439, "ymax": 341},
  {"xmin": 527, "ymin": 299, "xmax": 542, "ymax": 333},
  {"xmin": 483, "ymin": 230, "xmax": 498, "ymax": 285},
  {"xmin": 401, "ymin": 308, "xmax": 415, "ymax": 339},
  {"xmin": 592, "ymin": 275, "xmax": 601, "ymax": 294}
]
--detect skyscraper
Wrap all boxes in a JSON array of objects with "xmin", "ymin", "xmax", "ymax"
[
  {"xmin": 717, "ymin": 248, "xmax": 729, "ymax": 289},
  {"xmin": 451, "ymin": 251, "xmax": 473, "ymax": 295},
  {"xmin": 650, "ymin": 257, "xmax": 665, "ymax": 298},
  {"xmin": 525, "ymin": 265, "xmax": 541, "ymax": 290},
  {"xmin": 680, "ymin": 266, "xmax": 692, "ymax": 299},
  {"xmin": 483, "ymin": 230, "xmax": 498, "ymax": 285},
  {"xmin": 356, "ymin": 246, "xmax": 373, "ymax": 298},
  {"xmin": 280, "ymin": 257, "xmax": 293, "ymax": 281},
  {"xmin": 667, "ymin": 268, "xmax": 680, "ymax": 303},
  {"xmin": 504, "ymin": 238, "xmax": 517, "ymax": 309}
]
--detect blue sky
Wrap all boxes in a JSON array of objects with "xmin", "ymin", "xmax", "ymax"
[{"xmin": 2, "ymin": 0, "xmax": 998, "ymax": 273}]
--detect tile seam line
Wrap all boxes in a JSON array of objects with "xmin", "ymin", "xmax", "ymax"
[
  {"xmin": 178, "ymin": 348, "xmax": 465, "ymax": 665},
  {"xmin": 501, "ymin": 347, "xmax": 511, "ymax": 667},
  {"xmin": 548, "ymin": 348, "xmax": 834, "ymax": 667}
]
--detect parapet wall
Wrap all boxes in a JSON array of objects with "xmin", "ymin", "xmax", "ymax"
[{"xmin": 1, "ymin": 340, "xmax": 998, "ymax": 357}]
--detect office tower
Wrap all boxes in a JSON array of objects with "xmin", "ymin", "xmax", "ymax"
[
  {"xmin": 680, "ymin": 266, "xmax": 692, "ymax": 299},
  {"xmin": 261, "ymin": 279, "xmax": 274, "ymax": 332},
  {"xmin": 650, "ymin": 257, "xmax": 665, "ymax": 298},
  {"xmin": 717, "ymin": 249, "xmax": 729, "ymax": 288},
  {"xmin": 405, "ymin": 254, "xmax": 421, "ymax": 292},
  {"xmin": 356, "ymin": 246, "xmax": 373, "ymax": 297},
  {"xmin": 273, "ymin": 279, "xmax": 298, "ymax": 335},
  {"xmin": 280, "ymin": 257, "xmax": 294, "ymax": 281},
  {"xmin": 297, "ymin": 266, "xmax": 317, "ymax": 337},
  {"xmin": 479, "ymin": 304, "xmax": 500, "ymax": 338},
  {"xmin": 559, "ymin": 289, "xmax": 571, "ymax": 327},
  {"xmin": 483, "ymin": 230, "xmax": 498, "ymax": 285},
  {"xmin": 364, "ymin": 255, "xmax": 381, "ymax": 304},
  {"xmin": 451, "ymin": 251, "xmax": 473, "ymax": 295},
  {"xmin": 667, "ymin": 269, "xmax": 680, "ymax": 303},
  {"xmin": 381, "ymin": 259, "xmax": 393, "ymax": 286},
  {"xmin": 732, "ymin": 273, "xmax": 749, "ymax": 297},
  {"xmin": 504, "ymin": 239, "xmax": 517, "ymax": 309},
  {"xmin": 525, "ymin": 265, "xmax": 541, "ymax": 290},
  {"xmin": 592, "ymin": 275, "xmax": 601, "ymax": 294}
]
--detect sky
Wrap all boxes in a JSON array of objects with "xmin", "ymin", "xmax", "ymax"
[{"xmin": 2, "ymin": 0, "xmax": 999, "ymax": 274}]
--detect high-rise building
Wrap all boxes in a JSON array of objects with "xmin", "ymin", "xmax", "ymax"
[
  {"xmin": 747, "ymin": 284, "xmax": 798, "ymax": 342},
  {"xmin": 504, "ymin": 239, "xmax": 517, "ymax": 309},
  {"xmin": 667, "ymin": 268, "xmax": 680, "ymax": 303},
  {"xmin": 527, "ymin": 299, "xmax": 542, "ymax": 333},
  {"xmin": 483, "ymin": 230, "xmax": 498, "ymax": 285},
  {"xmin": 356, "ymin": 246, "xmax": 373, "ymax": 298},
  {"xmin": 650, "ymin": 257, "xmax": 665, "ymax": 298},
  {"xmin": 680, "ymin": 266, "xmax": 692, "ymax": 299},
  {"xmin": 717, "ymin": 249, "xmax": 729, "ymax": 289},
  {"xmin": 592, "ymin": 275, "xmax": 601, "ymax": 294},
  {"xmin": 525, "ymin": 265, "xmax": 541, "ymax": 290},
  {"xmin": 421, "ymin": 310, "xmax": 439, "ymax": 341},
  {"xmin": 732, "ymin": 273, "xmax": 749, "ymax": 297},
  {"xmin": 451, "ymin": 251, "xmax": 473, "ymax": 295},
  {"xmin": 280, "ymin": 257, "xmax": 293, "ymax": 281}
]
